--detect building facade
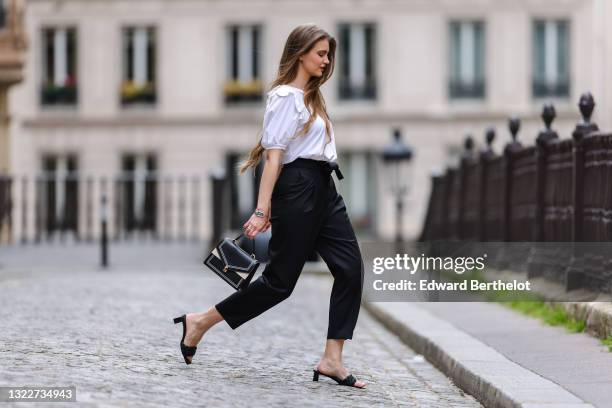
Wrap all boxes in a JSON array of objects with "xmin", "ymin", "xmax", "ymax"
[
  {"xmin": 0, "ymin": 0, "xmax": 26, "ymax": 244},
  {"xmin": 0, "ymin": 0, "xmax": 26, "ymax": 172},
  {"xmin": 7, "ymin": 0, "xmax": 612, "ymax": 243}
]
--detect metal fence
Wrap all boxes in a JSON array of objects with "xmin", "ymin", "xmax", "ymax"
[
  {"xmin": 419, "ymin": 92, "xmax": 612, "ymax": 294},
  {"xmin": 0, "ymin": 173, "xmax": 209, "ymax": 244}
]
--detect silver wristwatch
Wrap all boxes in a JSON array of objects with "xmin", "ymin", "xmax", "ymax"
[{"xmin": 254, "ymin": 209, "xmax": 266, "ymax": 218}]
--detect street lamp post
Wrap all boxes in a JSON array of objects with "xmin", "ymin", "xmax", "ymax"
[
  {"xmin": 382, "ymin": 128, "xmax": 414, "ymax": 254},
  {"xmin": 100, "ymin": 194, "xmax": 109, "ymax": 268}
]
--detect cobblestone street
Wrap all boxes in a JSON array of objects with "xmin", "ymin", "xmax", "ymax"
[{"xmin": 0, "ymin": 245, "xmax": 481, "ymax": 407}]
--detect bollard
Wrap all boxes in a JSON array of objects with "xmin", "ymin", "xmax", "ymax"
[{"xmin": 101, "ymin": 194, "xmax": 109, "ymax": 268}]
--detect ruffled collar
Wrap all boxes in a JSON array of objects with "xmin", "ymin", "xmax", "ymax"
[{"xmin": 268, "ymin": 84, "xmax": 307, "ymax": 115}]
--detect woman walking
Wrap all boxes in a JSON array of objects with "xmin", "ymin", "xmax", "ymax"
[{"xmin": 173, "ymin": 23, "xmax": 366, "ymax": 389}]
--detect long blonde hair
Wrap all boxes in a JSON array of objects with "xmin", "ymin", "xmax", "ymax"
[{"xmin": 239, "ymin": 23, "xmax": 337, "ymax": 174}]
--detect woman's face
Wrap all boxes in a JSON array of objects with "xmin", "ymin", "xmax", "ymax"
[{"xmin": 300, "ymin": 39, "xmax": 330, "ymax": 78}]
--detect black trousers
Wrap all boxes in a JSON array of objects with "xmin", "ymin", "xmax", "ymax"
[{"xmin": 215, "ymin": 158, "xmax": 364, "ymax": 340}]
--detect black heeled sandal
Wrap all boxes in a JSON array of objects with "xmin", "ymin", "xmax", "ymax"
[
  {"xmin": 312, "ymin": 369, "xmax": 364, "ymax": 388},
  {"xmin": 173, "ymin": 314, "xmax": 197, "ymax": 365}
]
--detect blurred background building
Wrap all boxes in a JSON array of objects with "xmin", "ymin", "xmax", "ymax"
[
  {"xmin": 0, "ymin": 0, "xmax": 26, "ymax": 174},
  {"xmin": 0, "ymin": 0, "xmax": 26, "ymax": 244},
  {"xmin": 3, "ymin": 0, "xmax": 612, "ymax": 245}
]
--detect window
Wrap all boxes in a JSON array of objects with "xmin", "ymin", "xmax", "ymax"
[
  {"xmin": 121, "ymin": 153, "xmax": 157, "ymax": 232},
  {"xmin": 533, "ymin": 20, "xmax": 569, "ymax": 98},
  {"xmin": 449, "ymin": 21, "xmax": 485, "ymax": 99},
  {"xmin": 338, "ymin": 23, "xmax": 376, "ymax": 100},
  {"xmin": 41, "ymin": 27, "xmax": 78, "ymax": 105},
  {"xmin": 121, "ymin": 27, "xmax": 156, "ymax": 106},
  {"xmin": 224, "ymin": 25, "xmax": 262, "ymax": 104},
  {"xmin": 41, "ymin": 154, "xmax": 79, "ymax": 233},
  {"xmin": 337, "ymin": 151, "xmax": 378, "ymax": 233}
]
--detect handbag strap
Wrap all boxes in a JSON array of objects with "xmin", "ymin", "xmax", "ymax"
[{"xmin": 233, "ymin": 233, "xmax": 256, "ymax": 257}]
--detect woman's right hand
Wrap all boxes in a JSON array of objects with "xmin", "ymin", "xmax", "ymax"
[
  {"xmin": 244, "ymin": 149, "xmax": 282, "ymax": 239},
  {"xmin": 243, "ymin": 210, "xmax": 270, "ymax": 239}
]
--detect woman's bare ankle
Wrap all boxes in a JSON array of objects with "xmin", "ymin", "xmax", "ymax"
[
  {"xmin": 194, "ymin": 307, "xmax": 223, "ymax": 332},
  {"xmin": 319, "ymin": 356, "xmax": 342, "ymax": 369}
]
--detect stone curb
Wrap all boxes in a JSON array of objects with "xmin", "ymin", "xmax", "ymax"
[
  {"xmin": 484, "ymin": 268, "xmax": 612, "ymax": 340},
  {"xmin": 362, "ymin": 301, "xmax": 596, "ymax": 408},
  {"xmin": 565, "ymin": 301, "xmax": 612, "ymax": 339}
]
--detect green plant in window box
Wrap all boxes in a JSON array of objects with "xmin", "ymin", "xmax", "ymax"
[
  {"xmin": 224, "ymin": 79, "xmax": 263, "ymax": 103},
  {"xmin": 121, "ymin": 81, "xmax": 156, "ymax": 104},
  {"xmin": 41, "ymin": 77, "xmax": 77, "ymax": 105}
]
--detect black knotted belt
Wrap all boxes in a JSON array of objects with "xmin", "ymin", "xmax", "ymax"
[
  {"xmin": 283, "ymin": 158, "xmax": 345, "ymax": 181},
  {"xmin": 325, "ymin": 161, "xmax": 344, "ymax": 180}
]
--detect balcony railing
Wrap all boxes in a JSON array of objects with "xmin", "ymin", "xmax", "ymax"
[{"xmin": 0, "ymin": 172, "xmax": 208, "ymax": 244}]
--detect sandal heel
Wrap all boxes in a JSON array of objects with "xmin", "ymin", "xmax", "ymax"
[
  {"xmin": 173, "ymin": 314, "xmax": 197, "ymax": 365},
  {"xmin": 312, "ymin": 368, "xmax": 364, "ymax": 388}
]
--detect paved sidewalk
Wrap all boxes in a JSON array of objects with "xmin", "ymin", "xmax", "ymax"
[
  {"xmin": 366, "ymin": 301, "xmax": 612, "ymax": 408},
  {"xmin": 0, "ymin": 263, "xmax": 482, "ymax": 407}
]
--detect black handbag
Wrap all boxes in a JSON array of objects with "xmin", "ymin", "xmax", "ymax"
[{"xmin": 203, "ymin": 233, "xmax": 259, "ymax": 290}]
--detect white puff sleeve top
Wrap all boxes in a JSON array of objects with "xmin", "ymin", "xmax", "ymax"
[{"xmin": 261, "ymin": 84, "xmax": 338, "ymax": 165}]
